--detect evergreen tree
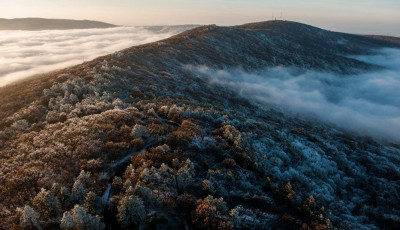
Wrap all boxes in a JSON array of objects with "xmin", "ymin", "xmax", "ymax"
[
  {"xmin": 60, "ymin": 212, "xmax": 74, "ymax": 230},
  {"xmin": 112, "ymin": 176, "xmax": 123, "ymax": 194},
  {"xmin": 20, "ymin": 205, "xmax": 41, "ymax": 230},
  {"xmin": 131, "ymin": 124, "xmax": 148, "ymax": 139},
  {"xmin": 60, "ymin": 205, "xmax": 104, "ymax": 230},
  {"xmin": 134, "ymin": 182, "xmax": 153, "ymax": 206},
  {"xmin": 83, "ymin": 191, "xmax": 101, "ymax": 215},
  {"xmin": 72, "ymin": 181, "xmax": 87, "ymax": 204},
  {"xmin": 59, "ymin": 186, "xmax": 72, "ymax": 208},
  {"xmin": 117, "ymin": 195, "xmax": 146, "ymax": 229},
  {"xmin": 76, "ymin": 170, "xmax": 94, "ymax": 189},
  {"xmin": 32, "ymin": 188, "xmax": 61, "ymax": 220}
]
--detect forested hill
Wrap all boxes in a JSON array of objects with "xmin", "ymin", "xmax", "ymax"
[
  {"xmin": 0, "ymin": 21, "xmax": 399, "ymax": 229},
  {"xmin": 0, "ymin": 18, "xmax": 117, "ymax": 30}
]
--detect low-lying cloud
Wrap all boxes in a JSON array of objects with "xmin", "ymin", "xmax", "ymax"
[
  {"xmin": 189, "ymin": 48, "xmax": 400, "ymax": 142},
  {"xmin": 0, "ymin": 26, "xmax": 191, "ymax": 87}
]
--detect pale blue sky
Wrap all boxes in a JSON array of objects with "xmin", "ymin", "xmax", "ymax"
[{"xmin": 1, "ymin": 0, "xmax": 399, "ymax": 35}]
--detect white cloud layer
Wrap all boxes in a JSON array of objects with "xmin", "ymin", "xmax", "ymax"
[
  {"xmin": 189, "ymin": 48, "xmax": 400, "ymax": 142},
  {"xmin": 0, "ymin": 26, "xmax": 189, "ymax": 87}
]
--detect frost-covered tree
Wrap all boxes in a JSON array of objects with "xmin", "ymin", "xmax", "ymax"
[
  {"xmin": 50, "ymin": 183, "xmax": 62, "ymax": 196},
  {"xmin": 12, "ymin": 120, "xmax": 29, "ymax": 132},
  {"xmin": 177, "ymin": 159, "xmax": 195, "ymax": 190},
  {"xmin": 83, "ymin": 192, "xmax": 101, "ymax": 215},
  {"xmin": 230, "ymin": 205, "xmax": 277, "ymax": 229},
  {"xmin": 58, "ymin": 186, "xmax": 72, "ymax": 208},
  {"xmin": 192, "ymin": 196, "xmax": 232, "ymax": 230},
  {"xmin": 60, "ymin": 211, "xmax": 74, "ymax": 230},
  {"xmin": 153, "ymin": 144, "xmax": 170, "ymax": 154},
  {"xmin": 122, "ymin": 180, "xmax": 133, "ymax": 193},
  {"xmin": 201, "ymin": 179, "xmax": 215, "ymax": 195},
  {"xmin": 112, "ymin": 176, "xmax": 123, "ymax": 194},
  {"xmin": 61, "ymin": 205, "xmax": 104, "ymax": 230},
  {"xmin": 222, "ymin": 123, "xmax": 242, "ymax": 147},
  {"xmin": 76, "ymin": 170, "xmax": 93, "ymax": 188},
  {"xmin": 131, "ymin": 124, "xmax": 148, "ymax": 139},
  {"xmin": 172, "ymin": 158, "xmax": 180, "ymax": 169},
  {"xmin": 83, "ymin": 158, "xmax": 104, "ymax": 173},
  {"xmin": 139, "ymin": 168, "xmax": 150, "ymax": 183},
  {"xmin": 123, "ymin": 164, "xmax": 135, "ymax": 179},
  {"xmin": 178, "ymin": 159, "xmax": 195, "ymax": 176},
  {"xmin": 72, "ymin": 181, "xmax": 87, "ymax": 204},
  {"xmin": 134, "ymin": 182, "xmax": 153, "ymax": 206},
  {"xmin": 32, "ymin": 188, "xmax": 61, "ymax": 220},
  {"xmin": 125, "ymin": 185, "xmax": 135, "ymax": 196},
  {"xmin": 117, "ymin": 195, "xmax": 146, "ymax": 229},
  {"xmin": 159, "ymin": 163, "xmax": 170, "ymax": 176},
  {"xmin": 20, "ymin": 205, "xmax": 41, "ymax": 230}
]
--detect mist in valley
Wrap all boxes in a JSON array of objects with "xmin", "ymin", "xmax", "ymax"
[
  {"xmin": 0, "ymin": 26, "xmax": 191, "ymax": 87},
  {"xmin": 189, "ymin": 48, "xmax": 400, "ymax": 142}
]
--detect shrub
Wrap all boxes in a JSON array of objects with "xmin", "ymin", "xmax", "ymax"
[{"xmin": 222, "ymin": 158, "xmax": 236, "ymax": 169}]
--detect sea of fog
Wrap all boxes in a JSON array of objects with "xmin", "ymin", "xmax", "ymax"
[
  {"xmin": 0, "ymin": 26, "xmax": 190, "ymax": 87},
  {"xmin": 189, "ymin": 48, "xmax": 400, "ymax": 142}
]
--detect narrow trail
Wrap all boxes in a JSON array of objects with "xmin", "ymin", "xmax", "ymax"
[{"xmin": 101, "ymin": 142, "xmax": 154, "ymax": 229}]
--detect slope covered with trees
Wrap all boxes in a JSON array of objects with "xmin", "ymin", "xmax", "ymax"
[{"xmin": 0, "ymin": 21, "xmax": 399, "ymax": 229}]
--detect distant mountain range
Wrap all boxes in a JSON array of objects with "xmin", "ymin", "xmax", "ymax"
[{"xmin": 0, "ymin": 18, "xmax": 117, "ymax": 30}]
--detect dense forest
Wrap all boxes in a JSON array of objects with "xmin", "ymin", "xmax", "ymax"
[{"xmin": 1, "ymin": 21, "xmax": 399, "ymax": 229}]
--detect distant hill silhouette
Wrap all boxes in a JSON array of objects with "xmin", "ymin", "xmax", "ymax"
[
  {"xmin": 0, "ymin": 18, "xmax": 117, "ymax": 30},
  {"xmin": 364, "ymin": 35, "xmax": 400, "ymax": 44}
]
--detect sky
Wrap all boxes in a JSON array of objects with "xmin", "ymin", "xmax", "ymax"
[{"xmin": 0, "ymin": 0, "xmax": 399, "ymax": 35}]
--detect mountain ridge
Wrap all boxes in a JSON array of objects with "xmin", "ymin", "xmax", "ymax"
[
  {"xmin": 0, "ymin": 18, "xmax": 117, "ymax": 30},
  {"xmin": 1, "ymin": 20, "xmax": 399, "ymax": 138}
]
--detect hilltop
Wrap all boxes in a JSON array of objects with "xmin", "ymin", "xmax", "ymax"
[{"xmin": 0, "ymin": 21, "xmax": 399, "ymax": 229}]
